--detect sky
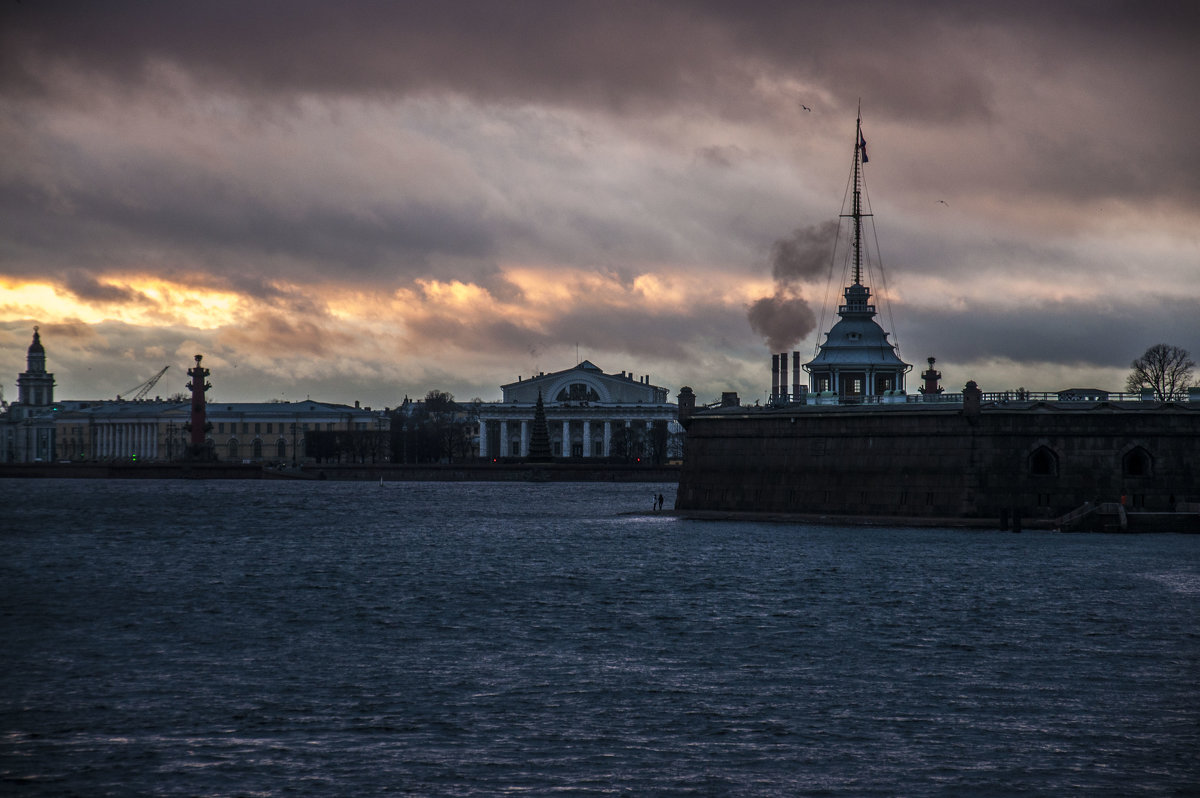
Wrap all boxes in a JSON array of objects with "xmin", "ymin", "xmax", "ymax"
[{"xmin": 2, "ymin": 1, "xmax": 1198, "ymax": 408}]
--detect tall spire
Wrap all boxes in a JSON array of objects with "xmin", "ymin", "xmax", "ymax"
[
  {"xmin": 804, "ymin": 108, "xmax": 910, "ymax": 400},
  {"xmin": 843, "ymin": 106, "xmax": 871, "ymax": 287}
]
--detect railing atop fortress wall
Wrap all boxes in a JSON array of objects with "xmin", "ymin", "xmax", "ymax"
[
  {"xmin": 912, "ymin": 390, "xmax": 1196, "ymax": 404},
  {"xmin": 765, "ymin": 389, "xmax": 1197, "ymax": 408}
]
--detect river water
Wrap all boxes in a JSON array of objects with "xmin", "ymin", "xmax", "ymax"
[{"xmin": 1, "ymin": 479, "xmax": 1197, "ymax": 796}]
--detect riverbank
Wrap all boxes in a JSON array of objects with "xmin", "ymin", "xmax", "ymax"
[
  {"xmin": 669, "ymin": 508, "xmax": 1198, "ymax": 533},
  {"xmin": 0, "ymin": 461, "xmax": 680, "ymax": 482}
]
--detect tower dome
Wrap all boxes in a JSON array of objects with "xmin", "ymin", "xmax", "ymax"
[
  {"xmin": 804, "ymin": 280, "xmax": 909, "ymax": 398},
  {"xmin": 26, "ymin": 326, "xmax": 46, "ymax": 368}
]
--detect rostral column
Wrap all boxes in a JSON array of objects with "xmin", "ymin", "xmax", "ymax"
[{"xmin": 185, "ymin": 354, "xmax": 213, "ymax": 458}]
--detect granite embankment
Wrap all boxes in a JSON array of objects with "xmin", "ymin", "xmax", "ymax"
[{"xmin": 0, "ymin": 462, "xmax": 680, "ymax": 482}]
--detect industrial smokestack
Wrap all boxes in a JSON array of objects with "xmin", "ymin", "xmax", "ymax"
[
  {"xmin": 792, "ymin": 352, "xmax": 801, "ymax": 400},
  {"xmin": 771, "ymin": 354, "xmax": 780, "ymax": 400},
  {"xmin": 779, "ymin": 352, "xmax": 789, "ymax": 402}
]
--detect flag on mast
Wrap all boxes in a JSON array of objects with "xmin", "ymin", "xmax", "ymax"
[{"xmin": 859, "ymin": 132, "xmax": 869, "ymax": 163}]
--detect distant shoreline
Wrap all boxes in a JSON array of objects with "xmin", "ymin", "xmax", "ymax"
[{"xmin": 0, "ymin": 462, "xmax": 680, "ymax": 483}]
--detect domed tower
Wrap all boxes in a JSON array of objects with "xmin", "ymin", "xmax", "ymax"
[
  {"xmin": 804, "ymin": 113, "xmax": 909, "ymax": 400},
  {"xmin": 17, "ymin": 326, "xmax": 55, "ymax": 408}
]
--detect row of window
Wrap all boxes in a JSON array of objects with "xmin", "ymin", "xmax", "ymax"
[
  {"xmin": 210, "ymin": 421, "xmax": 371, "ymax": 434},
  {"xmin": 213, "ymin": 421, "xmax": 344, "ymax": 434},
  {"xmin": 809, "ymin": 374, "xmax": 900, "ymax": 395},
  {"xmin": 221, "ymin": 439, "xmax": 289, "ymax": 458}
]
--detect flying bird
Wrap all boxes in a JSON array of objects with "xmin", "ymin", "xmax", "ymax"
[
  {"xmin": 801, "ymin": 105, "xmax": 812, "ymax": 112},
  {"xmin": 937, "ymin": 199, "xmax": 949, "ymax": 206}
]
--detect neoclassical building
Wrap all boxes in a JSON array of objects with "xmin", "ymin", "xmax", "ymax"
[
  {"xmin": 202, "ymin": 401, "xmax": 386, "ymax": 463},
  {"xmin": 53, "ymin": 400, "xmax": 384, "ymax": 463},
  {"xmin": 477, "ymin": 361, "xmax": 678, "ymax": 460},
  {"xmin": 2, "ymin": 328, "xmax": 385, "ymax": 463}
]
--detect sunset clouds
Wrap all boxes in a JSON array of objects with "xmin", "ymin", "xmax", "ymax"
[{"xmin": 2, "ymin": 1, "xmax": 1197, "ymax": 406}]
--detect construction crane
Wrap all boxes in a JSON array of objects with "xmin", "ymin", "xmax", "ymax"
[{"xmin": 118, "ymin": 366, "xmax": 169, "ymax": 401}]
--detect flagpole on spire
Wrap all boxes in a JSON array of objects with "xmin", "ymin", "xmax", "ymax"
[
  {"xmin": 840, "ymin": 102, "xmax": 873, "ymax": 289},
  {"xmin": 852, "ymin": 107, "xmax": 865, "ymax": 285}
]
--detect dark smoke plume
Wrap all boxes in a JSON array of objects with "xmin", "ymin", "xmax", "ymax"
[
  {"xmin": 771, "ymin": 220, "xmax": 837, "ymax": 285},
  {"xmin": 747, "ymin": 221, "xmax": 835, "ymax": 351},
  {"xmin": 747, "ymin": 291, "xmax": 816, "ymax": 353}
]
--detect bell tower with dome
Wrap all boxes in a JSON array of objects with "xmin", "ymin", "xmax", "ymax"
[
  {"xmin": 16, "ymin": 326, "xmax": 55, "ymax": 412},
  {"xmin": 3, "ymin": 326, "xmax": 58, "ymax": 462}
]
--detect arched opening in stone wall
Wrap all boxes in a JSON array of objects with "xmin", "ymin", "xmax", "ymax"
[
  {"xmin": 1029, "ymin": 446, "xmax": 1058, "ymax": 476},
  {"xmin": 1123, "ymin": 446, "xmax": 1153, "ymax": 477}
]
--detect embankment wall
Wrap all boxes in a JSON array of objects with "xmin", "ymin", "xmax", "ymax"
[
  {"xmin": 676, "ymin": 403, "xmax": 1199, "ymax": 524},
  {"xmin": 0, "ymin": 462, "xmax": 679, "ymax": 483}
]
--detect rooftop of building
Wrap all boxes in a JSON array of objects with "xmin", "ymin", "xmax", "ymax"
[{"xmin": 38, "ymin": 399, "xmax": 385, "ymax": 421}]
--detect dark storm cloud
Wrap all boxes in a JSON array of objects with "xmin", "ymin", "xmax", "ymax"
[
  {"xmin": 3, "ymin": 1, "xmax": 1197, "ymax": 240},
  {"xmin": 219, "ymin": 312, "xmax": 356, "ymax": 358},
  {"xmin": 0, "ymin": 2, "xmax": 727, "ymax": 104},
  {"xmin": 0, "ymin": 148, "xmax": 500, "ymax": 284},
  {"xmin": 219, "ymin": 274, "xmax": 294, "ymax": 304},
  {"xmin": 402, "ymin": 313, "xmax": 552, "ymax": 361},
  {"xmin": 6, "ymin": 2, "xmax": 1194, "ymax": 119},
  {"xmin": 400, "ymin": 285, "xmax": 755, "ymax": 367},
  {"xmin": 538, "ymin": 300, "xmax": 749, "ymax": 362},
  {"xmin": 62, "ymin": 271, "xmax": 149, "ymax": 305},
  {"xmin": 901, "ymin": 295, "xmax": 1200, "ymax": 373}
]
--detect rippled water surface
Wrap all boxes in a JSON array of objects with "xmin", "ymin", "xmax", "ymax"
[{"xmin": 2, "ymin": 479, "xmax": 1198, "ymax": 796}]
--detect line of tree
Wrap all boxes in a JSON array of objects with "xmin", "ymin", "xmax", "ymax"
[
  {"xmin": 306, "ymin": 390, "xmax": 478, "ymax": 464},
  {"xmin": 607, "ymin": 420, "xmax": 674, "ymax": 464},
  {"xmin": 1126, "ymin": 343, "xmax": 1196, "ymax": 400},
  {"xmin": 392, "ymin": 390, "xmax": 478, "ymax": 464}
]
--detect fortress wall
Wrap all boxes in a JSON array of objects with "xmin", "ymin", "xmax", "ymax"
[{"xmin": 677, "ymin": 406, "xmax": 1200, "ymax": 520}]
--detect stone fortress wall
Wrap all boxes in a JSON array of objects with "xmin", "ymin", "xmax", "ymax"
[{"xmin": 676, "ymin": 392, "xmax": 1200, "ymax": 523}]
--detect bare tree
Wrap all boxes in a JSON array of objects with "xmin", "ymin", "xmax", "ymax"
[{"xmin": 1126, "ymin": 343, "xmax": 1195, "ymax": 400}]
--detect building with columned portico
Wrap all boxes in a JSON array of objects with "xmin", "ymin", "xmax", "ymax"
[
  {"xmin": 2, "ymin": 327, "xmax": 385, "ymax": 464},
  {"xmin": 53, "ymin": 399, "xmax": 384, "ymax": 463},
  {"xmin": 477, "ymin": 361, "xmax": 678, "ymax": 461}
]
